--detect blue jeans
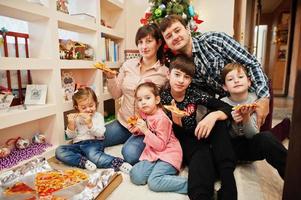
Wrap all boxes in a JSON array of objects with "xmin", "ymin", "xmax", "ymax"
[
  {"xmin": 104, "ymin": 120, "xmax": 145, "ymax": 165},
  {"xmin": 130, "ymin": 160, "xmax": 188, "ymax": 194},
  {"xmin": 55, "ymin": 140, "xmax": 116, "ymax": 169}
]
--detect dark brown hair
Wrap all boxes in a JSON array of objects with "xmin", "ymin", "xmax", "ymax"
[
  {"xmin": 72, "ymin": 87, "xmax": 98, "ymax": 111},
  {"xmin": 159, "ymin": 14, "xmax": 187, "ymax": 32},
  {"xmin": 135, "ymin": 23, "xmax": 165, "ymax": 65},
  {"xmin": 135, "ymin": 82, "xmax": 162, "ymax": 108},
  {"xmin": 169, "ymin": 54, "xmax": 195, "ymax": 77},
  {"xmin": 221, "ymin": 63, "xmax": 249, "ymax": 84}
]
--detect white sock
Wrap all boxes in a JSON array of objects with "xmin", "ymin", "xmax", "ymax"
[
  {"xmin": 85, "ymin": 160, "xmax": 97, "ymax": 171},
  {"xmin": 119, "ymin": 162, "xmax": 132, "ymax": 174}
]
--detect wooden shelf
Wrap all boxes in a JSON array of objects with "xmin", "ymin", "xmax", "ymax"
[
  {"xmin": 59, "ymin": 60, "xmax": 95, "ymax": 69},
  {"xmin": 0, "ymin": 104, "xmax": 56, "ymax": 129},
  {"xmin": 101, "ymin": 25, "xmax": 124, "ymax": 39},
  {"xmin": 62, "ymin": 100, "xmax": 73, "ymax": 112},
  {"xmin": 102, "ymin": 92, "xmax": 112, "ymax": 101},
  {"xmin": 0, "ymin": 0, "xmax": 50, "ymax": 21},
  {"xmin": 101, "ymin": 0, "xmax": 124, "ymax": 11},
  {"xmin": 57, "ymin": 12, "xmax": 98, "ymax": 32},
  {"xmin": 0, "ymin": 57, "xmax": 55, "ymax": 70}
]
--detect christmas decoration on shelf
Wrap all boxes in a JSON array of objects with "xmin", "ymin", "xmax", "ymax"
[
  {"xmin": 140, "ymin": 0, "xmax": 203, "ymax": 36},
  {"xmin": 0, "ymin": 27, "xmax": 8, "ymax": 46}
]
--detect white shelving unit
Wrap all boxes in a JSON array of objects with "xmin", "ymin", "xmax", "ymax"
[{"xmin": 0, "ymin": 0, "xmax": 125, "ymax": 171}]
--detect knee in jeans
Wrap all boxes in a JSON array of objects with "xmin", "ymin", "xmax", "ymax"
[
  {"xmin": 147, "ymin": 176, "xmax": 162, "ymax": 192},
  {"xmin": 130, "ymin": 168, "xmax": 147, "ymax": 185},
  {"xmin": 122, "ymin": 146, "xmax": 139, "ymax": 165},
  {"xmin": 55, "ymin": 147, "xmax": 64, "ymax": 160}
]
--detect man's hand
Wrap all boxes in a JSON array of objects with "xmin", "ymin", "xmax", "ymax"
[{"xmin": 255, "ymin": 97, "xmax": 270, "ymax": 128}]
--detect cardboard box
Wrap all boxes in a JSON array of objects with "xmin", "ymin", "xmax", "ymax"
[{"xmin": 96, "ymin": 173, "xmax": 123, "ymax": 200}]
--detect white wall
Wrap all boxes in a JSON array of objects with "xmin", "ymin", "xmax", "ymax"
[
  {"xmin": 124, "ymin": 0, "xmax": 235, "ymax": 50},
  {"xmin": 124, "ymin": 0, "xmax": 149, "ymax": 50},
  {"xmin": 193, "ymin": 0, "xmax": 234, "ymax": 35}
]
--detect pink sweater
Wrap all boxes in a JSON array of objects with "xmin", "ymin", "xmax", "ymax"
[
  {"xmin": 107, "ymin": 58, "xmax": 168, "ymax": 127},
  {"xmin": 139, "ymin": 108, "xmax": 183, "ymax": 171}
]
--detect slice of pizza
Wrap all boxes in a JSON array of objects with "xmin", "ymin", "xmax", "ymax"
[
  {"xmin": 4, "ymin": 182, "xmax": 36, "ymax": 195},
  {"xmin": 127, "ymin": 116, "xmax": 139, "ymax": 126},
  {"xmin": 94, "ymin": 62, "xmax": 117, "ymax": 75},
  {"xmin": 163, "ymin": 105, "xmax": 188, "ymax": 117},
  {"xmin": 232, "ymin": 103, "xmax": 257, "ymax": 111}
]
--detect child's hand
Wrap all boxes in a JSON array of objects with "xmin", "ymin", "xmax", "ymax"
[
  {"xmin": 194, "ymin": 113, "xmax": 217, "ymax": 139},
  {"xmin": 127, "ymin": 124, "xmax": 140, "ymax": 135},
  {"xmin": 78, "ymin": 113, "xmax": 93, "ymax": 128},
  {"xmin": 231, "ymin": 110, "xmax": 243, "ymax": 123},
  {"xmin": 135, "ymin": 119, "xmax": 149, "ymax": 134},
  {"xmin": 67, "ymin": 113, "xmax": 78, "ymax": 130}
]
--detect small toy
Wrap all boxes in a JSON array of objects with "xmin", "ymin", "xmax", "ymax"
[
  {"xmin": 6, "ymin": 137, "xmax": 30, "ymax": 150},
  {"xmin": 15, "ymin": 138, "xmax": 30, "ymax": 149},
  {"xmin": 32, "ymin": 133, "xmax": 46, "ymax": 144},
  {"xmin": 0, "ymin": 147, "xmax": 11, "ymax": 158}
]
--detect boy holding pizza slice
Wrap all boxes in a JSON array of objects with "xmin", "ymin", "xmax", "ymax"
[
  {"xmin": 221, "ymin": 63, "xmax": 287, "ymax": 179},
  {"xmin": 160, "ymin": 55, "xmax": 237, "ymax": 200}
]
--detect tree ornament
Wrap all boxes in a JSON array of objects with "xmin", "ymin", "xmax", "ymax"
[
  {"xmin": 193, "ymin": 15, "xmax": 204, "ymax": 24},
  {"xmin": 182, "ymin": 13, "xmax": 187, "ymax": 19},
  {"xmin": 159, "ymin": 4, "xmax": 166, "ymax": 10},
  {"xmin": 154, "ymin": 8, "xmax": 162, "ymax": 17},
  {"xmin": 188, "ymin": 5, "xmax": 195, "ymax": 16},
  {"xmin": 145, "ymin": 12, "xmax": 152, "ymax": 19}
]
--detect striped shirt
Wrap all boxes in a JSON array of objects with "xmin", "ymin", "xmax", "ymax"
[{"xmin": 191, "ymin": 31, "xmax": 269, "ymax": 98}]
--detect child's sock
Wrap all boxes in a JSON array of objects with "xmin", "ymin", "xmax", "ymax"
[
  {"xmin": 111, "ymin": 157, "xmax": 132, "ymax": 173},
  {"xmin": 85, "ymin": 160, "xmax": 97, "ymax": 171},
  {"xmin": 119, "ymin": 162, "xmax": 132, "ymax": 174}
]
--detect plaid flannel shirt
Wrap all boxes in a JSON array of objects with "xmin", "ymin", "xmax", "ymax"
[{"xmin": 191, "ymin": 31, "xmax": 269, "ymax": 98}]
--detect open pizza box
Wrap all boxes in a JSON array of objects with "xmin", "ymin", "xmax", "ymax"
[{"xmin": 0, "ymin": 157, "xmax": 123, "ymax": 200}]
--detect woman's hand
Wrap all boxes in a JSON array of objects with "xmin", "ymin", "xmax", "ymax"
[
  {"xmin": 103, "ymin": 70, "xmax": 117, "ymax": 79},
  {"xmin": 194, "ymin": 112, "xmax": 218, "ymax": 140},
  {"xmin": 255, "ymin": 97, "xmax": 270, "ymax": 128}
]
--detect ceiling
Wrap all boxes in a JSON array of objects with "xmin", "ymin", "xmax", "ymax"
[{"xmin": 261, "ymin": 0, "xmax": 283, "ymax": 13}]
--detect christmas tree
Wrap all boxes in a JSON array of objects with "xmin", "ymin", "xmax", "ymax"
[{"xmin": 140, "ymin": 0, "xmax": 203, "ymax": 35}]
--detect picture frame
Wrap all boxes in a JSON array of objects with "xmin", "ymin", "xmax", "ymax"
[
  {"xmin": 24, "ymin": 84, "xmax": 47, "ymax": 105},
  {"xmin": 0, "ymin": 93, "xmax": 14, "ymax": 110}
]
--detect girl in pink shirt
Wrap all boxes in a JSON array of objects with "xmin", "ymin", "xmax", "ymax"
[{"xmin": 129, "ymin": 82, "xmax": 187, "ymax": 194}]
